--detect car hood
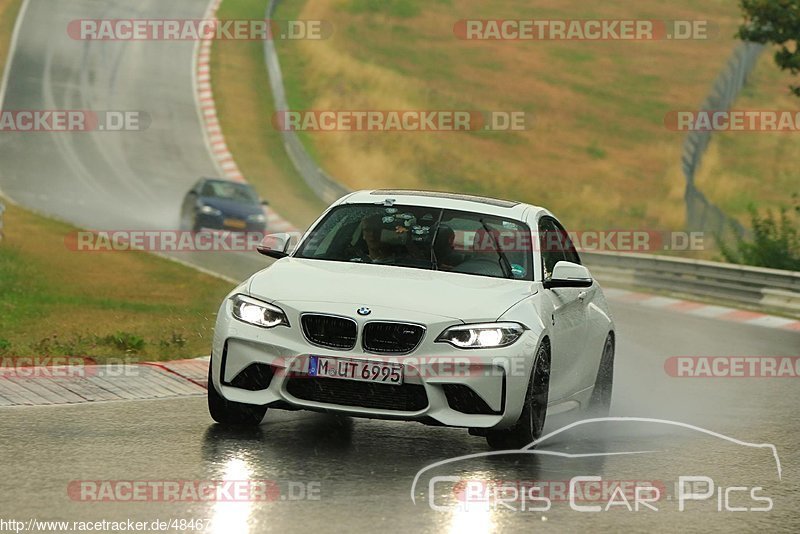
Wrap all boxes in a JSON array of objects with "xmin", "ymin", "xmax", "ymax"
[
  {"xmin": 199, "ymin": 196, "xmax": 262, "ymax": 218},
  {"xmin": 247, "ymin": 258, "xmax": 534, "ymax": 322}
]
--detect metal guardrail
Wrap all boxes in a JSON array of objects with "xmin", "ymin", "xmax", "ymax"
[
  {"xmin": 263, "ymin": 0, "xmax": 350, "ymax": 205},
  {"xmin": 583, "ymin": 251, "xmax": 800, "ymax": 317},
  {"xmin": 261, "ymin": 1, "xmax": 799, "ymax": 318}
]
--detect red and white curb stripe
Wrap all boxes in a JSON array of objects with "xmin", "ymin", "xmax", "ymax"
[
  {"xmin": 194, "ymin": 0, "xmax": 298, "ymax": 234},
  {"xmin": 604, "ymin": 288, "xmax": 800, "ymax": 331},
  {"xmin": 0, "ymin": 358, "xmax": 210, "ymax": 407}
]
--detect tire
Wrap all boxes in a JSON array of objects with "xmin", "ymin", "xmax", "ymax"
[
  {"xmin": 588, "ymin": 333, "xmax": 615, "ymax": 417},
  {"xmin": 486, "ymin": 340, "xmax": 550, "ymax": 449},
  {"xmin": 207, "ymin": 363, "xmax": 268, "ymax": 426}
]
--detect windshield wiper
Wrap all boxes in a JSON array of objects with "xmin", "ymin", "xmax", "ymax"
[
  {"xmin": 429, "ymin": 209, "xmax": 445, "ymax": 271},
  {"xmin": 479, "ymin": 218, "xmax": 513, "ymax": 279}
]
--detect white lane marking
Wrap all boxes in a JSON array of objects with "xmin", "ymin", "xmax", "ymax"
[
  {"xmin": 687, "ymin": 304, "xmax": 736, "ymax": 318},
  {"xmin": 639, "ymin": 295, "xmax": 682, "ymax": 307},
  {"xmin": 746, "ymin": 315, "xmax": 798, "ymax": 329}
]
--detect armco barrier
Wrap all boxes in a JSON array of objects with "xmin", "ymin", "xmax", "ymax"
[
  {"xmin": 583, "ymin": 252, "xmax": 800, "ymax": 317},
  {"xmin": 262, "ymin": 1, "xmax": 799, "ymax": 318},
  {"xmin": 263, "ymin": 0, "xmax": 350, "ymax": 205}
]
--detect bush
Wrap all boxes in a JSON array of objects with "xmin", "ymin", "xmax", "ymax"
[{"xmin": 720, "ymin": 198, "xmax": 800, "ymax": 271}]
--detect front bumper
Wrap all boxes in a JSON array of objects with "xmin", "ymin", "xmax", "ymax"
[
  {"xmin": 195, "ymin": 212, "xmax": 266, "ymax": 232},
  {"xmin": 211, "ymin": 298, "xmax": 539, "ymax": 429}
]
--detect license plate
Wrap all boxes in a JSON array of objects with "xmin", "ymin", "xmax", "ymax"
[
  {"xmin": 223, "ymin": 218, "xmax": 247, "ymax": 229},
  {"xmin": 307, "ymin": 356, "xmax": 403, "ymax": 385}
]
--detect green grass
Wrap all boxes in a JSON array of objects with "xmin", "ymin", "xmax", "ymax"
[
  {"xmin": 258, "ymin": 0, "xmax": 798, "ymax": 239},
  {"xmin": 0, "ymin": 0, "xmax": 22, "ymax": 75},
  {"xmin": 0, "ymin": 203, "xmax": 234, "ymax": 362}
]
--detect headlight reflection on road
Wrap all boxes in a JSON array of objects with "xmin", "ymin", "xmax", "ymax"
[
  {"xmin": 446, "ymin": 473, "xmax": 496, "ymax": 534},
  {"xmin": 210, "ymin": 457, "xmax": 254, "ymax": 534},
  {"xmin": 447, "ymin": 501, "xmax": 495, "ymax": 534}
]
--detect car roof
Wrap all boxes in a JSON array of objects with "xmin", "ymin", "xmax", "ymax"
[
  {"xmin": 339, "ymin": 189, "xmax": 545, "ymax": 222},
  {"xmin": 199, "ymin": 177, "xmax": 253, "ymax": 186}
]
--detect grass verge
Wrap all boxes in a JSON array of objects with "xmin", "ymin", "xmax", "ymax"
[
  {"xmin": 0, "ymin": 0, "xmax": 23, "ymax": 75},
  {"xmin": 0, "ymin": 203, "xmax": 233, "ymax": 362},
  {"xmin": 269, "ymin": 0, "xmax": 798, "ymax": 237}
]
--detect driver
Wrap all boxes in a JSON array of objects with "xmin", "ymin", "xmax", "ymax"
[{"xmin": 360, "ymin": 214, "xmax": 395, "ymax": 262}]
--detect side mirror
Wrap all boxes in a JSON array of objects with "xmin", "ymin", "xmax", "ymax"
[
  {"xmin": 543, "ymin": 261, "xmax": 593, "ymax": 289},
  {"xmin": 257, "ymin": 233, "xmax": 292, "ymax": 259}
]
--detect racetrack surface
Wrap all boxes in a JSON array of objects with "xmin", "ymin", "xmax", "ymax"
[
  {"xmin": 0, "ymin": 0, "xmax": 267, "ymax": 280},
  {"xmin": 0, "ymin": 303, "xmax": 798, "ymax": 531},
  {"xmin": 0, "ymin": 0, "xmax": 798, "ymax": 531}
]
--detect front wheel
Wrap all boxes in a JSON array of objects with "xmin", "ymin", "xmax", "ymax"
[
  {"xmin": 486, "ymin": 340, "xmax": 550, "ymax": 449},
  {"xmin": 207, "ymin": 363, "xmax": 268, "ymax": 426}
]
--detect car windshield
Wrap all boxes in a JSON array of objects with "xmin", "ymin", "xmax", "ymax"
[
  {"xmin": 201, "ymin": 180, "xmax": 259, "ymax": 203},
  {"xmin": 294, "ymin": 204, "xmax": 533, "ymax": 280}
]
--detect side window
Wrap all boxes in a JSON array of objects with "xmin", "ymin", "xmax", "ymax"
[
  {"xmin": 551, "ymin": 219, "xmax": 581, "ymax": 265},
  {"xmin": 538, "ymin": 218, "xmax": 565, "ymax": 280}
]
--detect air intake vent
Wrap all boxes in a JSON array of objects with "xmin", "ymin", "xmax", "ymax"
[
  {"xmin": 229, "ymin": 363, "xmax": 275, "ymax": 391},
  {"xmin": 286, "ymin": 376, "xmax": 428, "ymax": 411},
  {"xmin": 442, "ymin": 384, "xmax": 500, "ymax": 415}
]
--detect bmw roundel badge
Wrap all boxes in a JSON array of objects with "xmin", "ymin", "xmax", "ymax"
[{"xmin": 357, "ymin": 307, "xmax": 371, "ymax": 316}]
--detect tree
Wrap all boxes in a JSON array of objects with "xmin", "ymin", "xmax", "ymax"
[{"xmin": 737, "ymin": 0, "xmax": 800, "ymax": 97}]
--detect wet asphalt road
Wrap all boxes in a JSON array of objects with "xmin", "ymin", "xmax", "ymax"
[{"xmin": 1, "ymin": 302, "xmax": 798, "ymax": 532}]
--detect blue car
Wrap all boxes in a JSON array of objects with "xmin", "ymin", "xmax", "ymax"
[{"xmin": 180, "ymin": 178, "xmax": 268, "ymax": 232}]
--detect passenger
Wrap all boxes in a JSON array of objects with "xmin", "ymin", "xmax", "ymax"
[{"xmin": 433, "ymin": 225, "xmax": 459, "ymax": 270}]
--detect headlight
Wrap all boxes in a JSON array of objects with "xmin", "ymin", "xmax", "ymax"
[
  {"xmin": 247, "ymin": 213, "xmax": 266, "ymax": 223},
  {"xmin": 199, "ymin": 205, "xmax": 222, "ymax": 216},
  {"xmin": 436, "ymin": 322, "xmax": 525, "ymax": 349},
  {"xmin": 230, "ymin": 294, "xmax": 289, "ymax": 328}
]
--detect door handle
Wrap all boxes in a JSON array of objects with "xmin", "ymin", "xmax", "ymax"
[{"xmin": 578, "ymin": 291, "xmax": 588, "ymax": 301}]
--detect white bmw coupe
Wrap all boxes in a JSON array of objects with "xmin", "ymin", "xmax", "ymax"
[{"xmin": 209, "ymin": 190, "xmax": 615, "ymax": 448}]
